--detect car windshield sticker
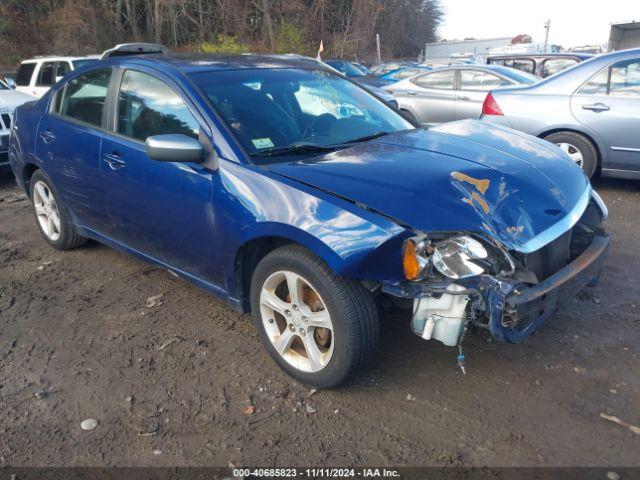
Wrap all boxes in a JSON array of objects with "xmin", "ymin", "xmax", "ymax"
[{"xmin": 252, "ymin": 138, "xmax": 275, "ymax": 149}]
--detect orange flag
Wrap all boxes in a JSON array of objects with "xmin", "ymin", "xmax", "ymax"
[{"xmin": 316, "ymin": 41, "xmax": 324, "ymax": 61}]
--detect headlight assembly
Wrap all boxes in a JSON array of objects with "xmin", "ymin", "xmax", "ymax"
[
  {"xmin": 431, "ymin": 236, "xmax": 488, "ymax": 279},
  {"xmin": 403, "ymin": 234, "xmax": 498, "ymax": 281},
  {"xmin": 403, "ymin": 237, "xmax": 429, "ymax": 281}
]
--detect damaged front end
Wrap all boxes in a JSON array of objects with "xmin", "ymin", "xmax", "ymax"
[{"xmin": 383, "ymin": 189, "xmax": 610, "ymax": 369}]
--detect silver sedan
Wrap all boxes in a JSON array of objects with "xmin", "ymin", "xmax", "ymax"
[
  {"xmin": 385, "ymin": 65, "xmax": 538, "ymax": 127},
  {"xmin": 481, "ymin": 48, "xmax": 640, "ymax": 179}
]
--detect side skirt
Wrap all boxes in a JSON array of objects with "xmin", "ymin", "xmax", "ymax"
[
  {"xmin": 75, "ymin": 225, "xmax": 244, "ymax": 313},
  {"xmin": 601, "ymin": 168, "xmax": 640, "ymax": 180}
]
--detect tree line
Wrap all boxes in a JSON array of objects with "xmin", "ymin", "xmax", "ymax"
[{"xmin": 0, "ymin": 0, "xmax": 442, "ymax": 67}]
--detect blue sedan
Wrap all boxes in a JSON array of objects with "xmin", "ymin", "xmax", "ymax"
[{"xmin": 9, "ymin": 46, "xmax": 610, "ymax": 387}]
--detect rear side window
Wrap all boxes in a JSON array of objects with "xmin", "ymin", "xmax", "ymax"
[
  {"xmin": 117, "ymin": 70, "xmax": 199, "ymax": 142},
  {"xmin": 495, "ymin": 59, "xmax": 535, "ymax": 75},
  {"xmin": 541, "ymin": 58, "xmax": 578, "ymax": 77},
  {"xmin": 579, "ymin": 68, "xmax": 609, "ymax": 95},
  {"xmin": 412, "ymin": 70, "xmax": 455, "ymax": 90},
  {"xmin": 16, "ymin": 63, "xmax": 36, "ymax": 86},
  {"xmin": 60, "ymin": 69, "xmax": 111, "ymax": 127},
  {"xmin": 460, "ymin": 70, "xmax": 509, "ymax": 90},
  {"xmin": 56, "ymin": 61, "xmax": 72, "ymax": 79},
  {"xmin": 37, "ymin": 62, "xmax": 56, "ymax": 86},
  {"xmin": 609, "ymin": 59, "xmax": 640, "ymax": 97}
]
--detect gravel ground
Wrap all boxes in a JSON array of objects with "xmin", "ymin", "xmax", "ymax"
[{"xmin": 0, "ymin": 169, "xmax": 638, "ymax": 468}]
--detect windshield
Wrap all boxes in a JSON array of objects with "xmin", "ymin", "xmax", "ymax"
[
  {"xmin": 495, "ymin": 66, "xmax": 539, "ymax": 84},
  {"xmin": 190, "ymin": 68, "xmax": 412, "ymax": 163},
  {"xmin": 0, "ymin": 79, "xmax": 8, "ymax": 90},
  {"xmin": 325, "ymin": 61, "xmax": 365, "ymax": 77}
]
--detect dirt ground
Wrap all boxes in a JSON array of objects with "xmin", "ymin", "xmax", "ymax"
[{"xmin": 0, "ymin": 169, "xmax": 639, "ymax": 468}]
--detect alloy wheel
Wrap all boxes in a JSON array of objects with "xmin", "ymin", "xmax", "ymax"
[
  {"xmin": 556, "ymin": 142, "xmax": 584, "ymax": 168},
  {"xmin": 259, "ymin": 270, "xmax": 334, "ymax": 373},
  {"xmin": 32, "ymin": 181, "xmax": 61, "ymax": 242}
]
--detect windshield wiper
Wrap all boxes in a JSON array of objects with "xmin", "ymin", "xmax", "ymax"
[
  {"xmin": 340, "ymin": 131, "xmax": 391, "ymax": 145},
  {"xmin": 252, "ymin": 143, "xmax": 342, "ymax": 158},
  {"xmin": 251, "ymin": 132, "xmax": 392, "ymax": 158}
]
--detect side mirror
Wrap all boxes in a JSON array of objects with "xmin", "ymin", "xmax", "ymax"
[
  {"xmin": 145, "ymin": 134, "xmax": 204, "ymax": 162},
  {"xmin": 4, "ymin": 77, "xmax": 16, "ymax": 89}
]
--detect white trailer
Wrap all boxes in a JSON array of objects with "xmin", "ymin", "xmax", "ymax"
[{"xmin": 608, "ymin": 21, "xmax": 640, "ymax": 51}]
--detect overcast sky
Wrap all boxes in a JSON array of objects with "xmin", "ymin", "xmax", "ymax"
[{"xmin": 438, "ymin": 0, "xmax": 636, "ymax": 47}]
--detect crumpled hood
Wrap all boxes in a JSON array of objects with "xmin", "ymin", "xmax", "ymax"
[
  {"xmin": 267, "ymin": 120, "xmax": 590, "ymax": 253},
  {"xmin": 0, "ymin": 89, "xmax": 36, "ymax": 112}
]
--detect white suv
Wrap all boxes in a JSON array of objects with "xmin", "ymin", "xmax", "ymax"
[
  {"xmin": 0, "ymin": 79, "xmax": 35, "ymax": 166},
  {"xmin": 15, "ymin": 56, "xmax": 98, "ymax": 98}
]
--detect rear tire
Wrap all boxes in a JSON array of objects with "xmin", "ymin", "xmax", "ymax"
[
  {"xmin": 544, "ymin": 131, "xmax": 598, "ymax": 178},
  {"xmin": 250, "ymin": 245, "xmax": 379, "ymax": 388},
  {"xmin": 29, "ymin": 170, "xmax": 87, "ymax": 250}
]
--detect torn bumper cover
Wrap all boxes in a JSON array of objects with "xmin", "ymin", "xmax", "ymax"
[
  {"xmin": 489, "ymin": 234, "xmax": 610, "ymax": 342},
  {"xmin": 384, "ymin": 232, "xmax": 610, "ymax": 345}
]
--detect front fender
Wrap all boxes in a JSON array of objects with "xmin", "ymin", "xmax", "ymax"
[{"xmin": 216, "ymin": 160, "xmax": 410, "ymax": 298}]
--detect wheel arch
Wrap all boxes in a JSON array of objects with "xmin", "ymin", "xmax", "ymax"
[
  {"xmin": 233, "ymin": 230, "xmax": 344, "ymax": 313},
  {"xmin": 21, "ymin": 162, "xmax": 41, "ymax": 197},
  {"xmin": 538, "ymin": 127, "xmax": 604, "ymax": 168},
  {"xmin": 231, "ymin": 219, "xmax": 408, "ymax": 313}
]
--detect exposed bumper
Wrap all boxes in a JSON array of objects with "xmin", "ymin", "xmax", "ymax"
[
  {"xmin": 492, "ymin": 234, "xmax": 611, "ymax": 342},
  {"xmin": 384, "ymin": 233, "xmax": 611, "ymax": 346}
]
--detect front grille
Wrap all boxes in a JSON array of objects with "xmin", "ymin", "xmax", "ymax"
[{"xmin": 0, "ymin": 112, "xmax": 11, "ymax": 130}]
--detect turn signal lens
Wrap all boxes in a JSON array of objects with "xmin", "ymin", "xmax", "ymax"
[{"xmin": 403, "ymin": 239, "xmax": 420, "ymax": 280}]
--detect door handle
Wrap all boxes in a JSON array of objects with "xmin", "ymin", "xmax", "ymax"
[
  {"xmin": 457, "ymin": 95, "xmax": 470, "ymax": 101},
  {"xmin": 103, "ymin": 152, "xmax": 126, "ymax": 170},
  {"xmin": 582, "ymin": 103, "xmax": 610, "ymax": 112},
  {"xmin": 406, "ymin": 91, "xmax": 418, "ymax": 96},
  {"xmin": 39, "ymin": 130, "xmax": 56, "ymax": 144}
]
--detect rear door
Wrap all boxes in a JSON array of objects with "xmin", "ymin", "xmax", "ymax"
[
  {"xmin": 571, "ymin": 57, "xmax": 640, "ymax": 172},
  {"xmin": 455, "ymin": 69, "xmax": 512, "ymax": 120},
  {"xmin": 397, "ymin": 69, "xmax": 456, "ymax": 126},
  {"xmin": 100, "ymin": 68, "xmax": 216, "ymax": 280},
  {"xmin": 35, "ymin": 68, "xmax": 112, "ymax": 231}
]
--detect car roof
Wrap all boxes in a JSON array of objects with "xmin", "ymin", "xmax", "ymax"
[
  {"xmin": 487, "ymin": 53, "xmax": 593, "ymax": 60},
  {"xmin": 98, "ymin": 53, "xmax": 326, "ymax": 75},
  {"xmin": 434, "ymin": 64, "xmax": 513, "ymax": 72},
  {"xmin": 21, "ymin": 56, "xmax": 99, "ymax": 63},
  {"xmin": 492, "ymin": 47, "xmax": 640, "ymax": 95}
]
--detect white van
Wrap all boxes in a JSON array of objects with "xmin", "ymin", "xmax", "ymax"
[{"xmin": 15, "ymin": 56, "xmax": 98, "ymax": 98}]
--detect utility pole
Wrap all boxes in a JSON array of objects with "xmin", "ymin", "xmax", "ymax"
[
  {"xmin": 376, "ymin": 33, "xmax": 381, "ymax": 64},
  {"xmin": 543, "ymin": 20, "xmax": 551, "ymax": 53}
]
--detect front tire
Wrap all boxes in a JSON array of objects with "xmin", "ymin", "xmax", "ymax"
[
  {"xmin": 29, "ymin": 170, "xmax": 87, "ymax": 250},
  {"xmin": 250, "ymin": 245, "xmax": 379, "ymax": 388},
  {"xmin": 544, "ymin": 131, "xmax": 598, "ymax": 178}
]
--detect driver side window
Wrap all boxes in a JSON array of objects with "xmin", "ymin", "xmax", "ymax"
[{"xmin": 117, "ymin": 70, "xmax": 200, "ymax": 142}]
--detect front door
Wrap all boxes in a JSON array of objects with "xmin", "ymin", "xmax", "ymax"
[
  {"xmin": 571, "ymin": 58, "xmax": 640, "ymax": 172},
  {"xmin": 101, "ymin": 68, "xmax": 217, "ymax": 280}
]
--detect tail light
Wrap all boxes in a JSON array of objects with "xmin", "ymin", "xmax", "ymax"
[{"xmin": 482, "ymin": 92, "xmax": 503, "ymax": 116}]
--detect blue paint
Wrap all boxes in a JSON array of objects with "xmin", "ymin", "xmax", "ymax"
[{"xmin": 8, "ymin": 53, "xmax": 602, "ymax": 344}]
